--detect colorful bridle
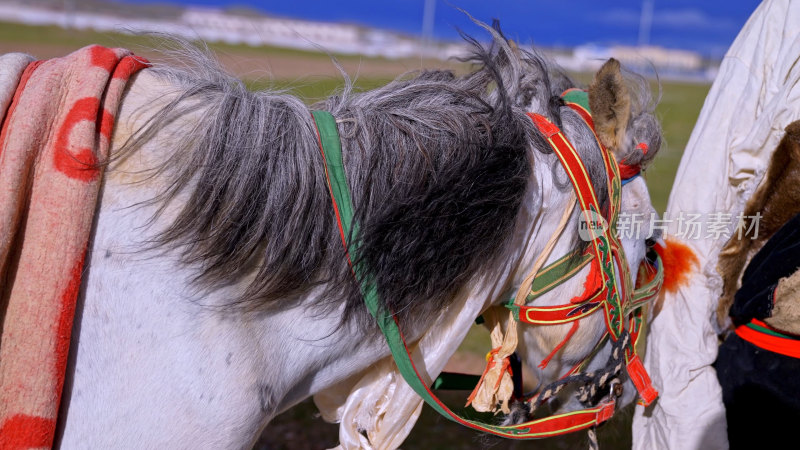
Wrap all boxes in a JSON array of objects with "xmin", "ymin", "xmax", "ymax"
[
  {"xmin": 310, "ymin": 88, "xmax": 662, "ymax": 440},
  {"xmin": 503, "ymin": 90, "xmax": 660, "ymax": 407}
]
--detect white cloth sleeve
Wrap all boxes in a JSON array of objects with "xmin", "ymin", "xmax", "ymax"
[{"xmin": 632, "ymin": 1, "xmax": 800, "ymax": 449}]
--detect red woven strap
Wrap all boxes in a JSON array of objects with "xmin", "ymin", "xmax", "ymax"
[
  {"xmin": 564, "ymin": 100, "xmax": 595, "ymax": 131},
  {"xmin": 626, "ymin": 354, "xmax": 658, "ymax": 406},
  {"xmin": 617, "ymin": 162, "xmax": 641, "ymax": 180},
  {"xmin": 527, "ymin": 109, "xmax": 658, "ymax": 407},
  {"xmin": 527, "ymin": 112, "xmax": 620, "ymax": 335},
  {"xmin": 735, "ymin": 319, "xmax": 800, "ymax": 359},
  {"xmin": 617, "ymin": 143, "xmax": 648, "ymax": 180},
  {"xmin": 521, "ymin": 400, "xmax": 616, "ymax": 436},
  {"xmin": 516, "ymin": 298, "xmax": 604, "ymax": 325}
]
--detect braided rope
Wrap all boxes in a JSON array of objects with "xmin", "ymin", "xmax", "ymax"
[
  {"xmin": 531, "ymin": 331, "xmax": 631, "ymax": 412},
  {"xmin": 587, "ymin": 426, "xmax": 599, "ymax": 450},
  {"xmin": 526, "ymin": 332, "xmax": 631, "ymax": 450},
  {"xmin": 522, "ymin": 333, "xmax": 631, "ymax": 450}
]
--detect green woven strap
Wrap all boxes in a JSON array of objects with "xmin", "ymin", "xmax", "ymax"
[
  {"xmin": 625, "ymin": 252, "xmax": 664, "ymax": 316},
  {"xmin": 561, "ymin": 89, "xmax": 591, "ymax": 112},
  {"xmin": 313, "ymin": 110, "xmax": 457, "ymax": 421},
  {"xmin": 526, "ymin": 250, "xmax": 593, "ymax": 301},
  {"xmin": 312, "ymin": 110, "xmax": 356, "ymax": 248}
]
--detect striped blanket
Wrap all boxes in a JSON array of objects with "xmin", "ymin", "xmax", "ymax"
[{"xmin": 0, "ymin": 46, "xmax": 147, "ymax": 449}]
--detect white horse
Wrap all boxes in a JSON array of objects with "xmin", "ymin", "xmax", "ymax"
[{"xmin": 56, "ymin": 31, "xmax": 660, "ymax": 448}]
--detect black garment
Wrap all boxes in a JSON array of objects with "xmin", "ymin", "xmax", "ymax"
[
  {"xmin": 715, "ymin": 333, "xmax": 800, "ymax": 449},
  {"xmin": 729, "ymin": 211, "xmax": 800, "ymax": 324},
  {"xmin": 715, "ymin": 211, "xmax": 800, "ymax": 449}
]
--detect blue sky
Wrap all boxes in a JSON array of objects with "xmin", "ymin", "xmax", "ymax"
[{"xmin": 117, "ymin": 0, "xmax": 761, "ymax": 58}]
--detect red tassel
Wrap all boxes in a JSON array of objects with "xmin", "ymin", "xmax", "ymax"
[
  {"xmin": 539, "ymin": 321, "xmax": 580, "ymax": 369},
  {"xmin": 569, "ymin": 259, "xmax": 602, "ymax": 304},
  {"xmin": 654, "ymin": 238, "xmax": 698, "ymax": 293}
]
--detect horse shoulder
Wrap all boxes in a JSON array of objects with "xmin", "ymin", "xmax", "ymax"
[{"xmin": 62, "ymin": 69, "xmax": 270, "ymax": 448}]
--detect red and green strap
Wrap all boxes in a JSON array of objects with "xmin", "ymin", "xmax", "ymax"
[
  {"xmin": 528, "ymin": 112, "xmax": 624, "ymax": 339},
  {"xmin": 526, "ymin": 103, "xmax": 658, "ymax": 406},
  {"xmin": 736, "ymin": 318, "xmax": 800, "ymax": 359},
  {"xmin": 526, "ymin": 250, "xmax": 594, "ymax": 300},
  {"xmin": 311, "ymin": 110, "xmax": 617, "ymax": 439},
  {"xmin": 312, "ymin": 110, "xmax": 356, "ymax": 257}
]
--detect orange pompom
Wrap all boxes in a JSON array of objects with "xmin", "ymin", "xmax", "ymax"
[{"xmin": 654, "ymin": 238, "xmax": 699, "ymax": 293}]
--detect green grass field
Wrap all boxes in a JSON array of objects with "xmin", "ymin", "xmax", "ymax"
[
  {"xmin": 0, "ymin": 20, "xmax": 388, "ymax": 62},
  {"xmin": 1, "ymin": 21, "xmax": 711, "ymax": 449}
]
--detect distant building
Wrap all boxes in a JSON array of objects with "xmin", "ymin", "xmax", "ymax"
[
  {"xmin": 610, "ymin": 45, "xmax": 703, "ymax": 71},
  {"xmin": 0, "ymin": 2, "xmax": 468, "ymax": 60},
  {"xmin": 567, "ymin": 43, "xmax": 712, "ymax": 81},
  {"xmin": 182, "ymin": 8, "xmax": 361, "ymax": 50}
]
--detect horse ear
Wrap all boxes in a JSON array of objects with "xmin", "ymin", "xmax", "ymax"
[{"xmin": 588, "ymin": 58, "xmax": 631, "ymax": 154}]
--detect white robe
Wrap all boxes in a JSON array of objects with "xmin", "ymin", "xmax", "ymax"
[{"xmin": 632, "ymin": 1, "xmax": 800, "ymax": 449}]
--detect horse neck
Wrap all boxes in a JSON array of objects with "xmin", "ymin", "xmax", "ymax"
[
  {"xmin": 66, "ymin": 68, "xmax": 542, "ymax": 441},
  {"xmin": 62, "ymin": 70, "xmax": 387, "ymax": 447}
]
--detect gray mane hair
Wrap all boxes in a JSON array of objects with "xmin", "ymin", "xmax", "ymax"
[
  {"xmin": 116, "ymin": 34, "xmax": 533, "ymax": 331},
  {"xmin": 114, "ymin": 22, "xmax": 659, "ymax": 331},
  {"xmin": 463, "ymin": 19, "xmax": 661, "ymax": 207}
]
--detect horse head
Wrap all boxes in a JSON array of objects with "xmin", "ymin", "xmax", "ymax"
[
  {"xmin": 319, "ymin": 27, "xmax": 666, "ymax": 443},
  {"xmin": 467, "ymin": 28, "xmax": 663, "ymax": 422}
]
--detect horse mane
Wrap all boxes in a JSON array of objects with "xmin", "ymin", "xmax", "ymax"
[
  {"xmin": 117, "ymin": 24, "xmax": 658, "ymax": 330},
  {"xmin": 459, "ymin": 20, "xmax": 661, "ymax": 253}
]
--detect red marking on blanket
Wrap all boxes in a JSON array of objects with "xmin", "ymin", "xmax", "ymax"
[
  {"xmin": 0, "ymin": 60, "xmax": 43, "ymax": 159},
  {"xmin": 53, "ymin": 97, "xmax": 113, "ymax": 182},
  {"xmin": 0, "ymin": 414, "xmax": 56, "ymax": 450},
  {"xmin": 655, "ymin": 238, "xmax": 698, "ymax": 293},
  {"xmin": 100, "ymin": 107, "xmax": 114, "ymax": 141},
  {"xmin": 54, "ymin": 252, "xmax": 86, "ymax": 409},
  {"xmin": 89, "ymin": 45, "xmax": 117, "ymax": 72},
  {"xmin": 1, "ymin": 45, "xmax": 148, "ymax": 446},
  {"xmin": 113, "ymin": 54, "xmax": 150, "ymax": 80}
]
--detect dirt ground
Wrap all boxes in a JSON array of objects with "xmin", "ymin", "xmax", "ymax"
[{"xmin": 256, "ymin": 387, "xmax": 635, "ymax": 450}]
